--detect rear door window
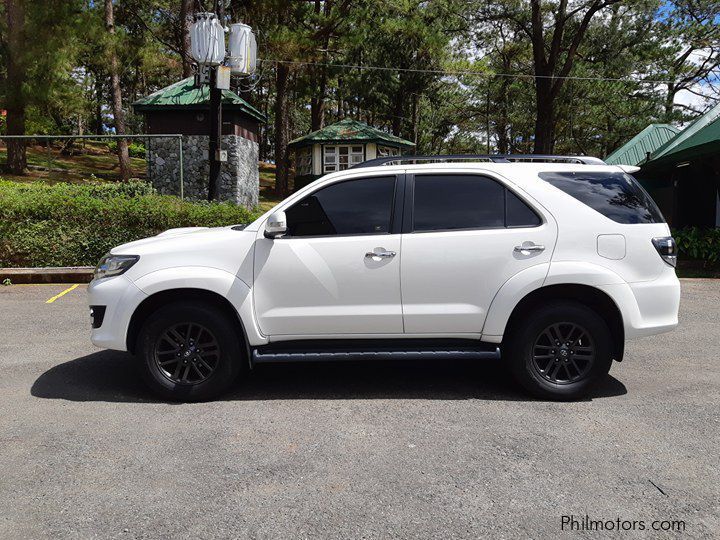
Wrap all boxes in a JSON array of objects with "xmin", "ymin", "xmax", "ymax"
[
  {"xmin": 412, "ymin": 174, "xmax": 541, "ymax": 231},
  {"xmin": 506, "ymin": 189, "xmax": 542, "ymax": 227},
  {"xmin": 538, "ymin": 171, "xmax": 664, "ymax": 224}
]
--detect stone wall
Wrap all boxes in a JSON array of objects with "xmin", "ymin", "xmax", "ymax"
[{"xmin": 147, "ymin": 135, "xmax": 259, "ymax": 208}]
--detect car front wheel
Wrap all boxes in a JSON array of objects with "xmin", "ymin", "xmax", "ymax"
[
  {"xmin": 136, "ymin": 302, "xmax": 243, "ymax": 401},
  {"xmin": 506, "ymin": 302, "xmax": 614, "ymax": 401}
]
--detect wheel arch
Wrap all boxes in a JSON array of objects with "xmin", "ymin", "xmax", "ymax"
[
  {"xmin": 502, "ymin": 284, "xmax": 625, "ymax": 362},
  {"xmin": 126, "ymin": 288, "xmax": 251, "ymax": 367}
]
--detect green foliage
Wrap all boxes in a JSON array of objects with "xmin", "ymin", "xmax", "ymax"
[
  {"xmin": 2, "ymin": 278, "xmax": 11, "ymax": 286},
  {"xmin": 0, "ymin": 180, "xmax": 260, "ymax": 268},
  {"xmin": 2, "ymin": 0, "xmax": 720, "ymax": 164},
  {"xmin": 673, "ymin": 227, "xmax": 720, "ymax": 265},
  {"xmin": 107, "ymin": 141, "xmax": 146, "ymax": 158}
]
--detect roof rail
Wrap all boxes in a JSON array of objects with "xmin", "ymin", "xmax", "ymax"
[{"xmin": 351, "ymin": 154, "xmax": 606, "ymax": 168}]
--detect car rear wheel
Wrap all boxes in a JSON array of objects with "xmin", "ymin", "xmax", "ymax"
[
  {"xmin": 506, "ymin": 302, "xmax": 613, "ymax": 401},
  {"xmin": 136, "ymin": 302, "xmax": 243, "ymax": 401}
]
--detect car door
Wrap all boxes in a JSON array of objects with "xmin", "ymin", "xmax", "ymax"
[
  {"xmin": 400, "ymin": 171, "xmax": 557, "ymax": 334},
  {"xmin": 253, "ymin": 173, "xmax": 404, "ymax": 336}
]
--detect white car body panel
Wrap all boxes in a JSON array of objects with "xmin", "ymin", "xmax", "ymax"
[
  {"xmin": 401, "ymin": 225, "xmax": 556, "ymax": 333},
  {"xmin": 88, "ymin": 161, "xmax": 680, "ymax": 355},
  {"xmin": 87, "ymin": 275, "xmax": 147, "ymax": 350},
  {"xmin": 252, "ymin": 232, "xmax": 403, "ymax": 335}
]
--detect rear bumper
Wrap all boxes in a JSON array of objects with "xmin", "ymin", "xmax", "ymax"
[{"xmin": 599, "ymin": 270, "xmax": 680, "ymax": 340}]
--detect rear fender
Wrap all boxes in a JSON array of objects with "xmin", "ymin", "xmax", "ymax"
[{"xmin": 482, "ymin": 261, "xmax": 627, "ymax": 342}]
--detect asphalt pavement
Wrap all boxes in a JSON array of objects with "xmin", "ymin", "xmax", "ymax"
[{"xmin": 0, "ymin": 280, "xmax": 718, "ymax": 539}]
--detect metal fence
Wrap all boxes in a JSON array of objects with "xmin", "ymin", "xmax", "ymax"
[{"xmin": 0, "ymin": 134, "xmax": 186, "ymax": 199}]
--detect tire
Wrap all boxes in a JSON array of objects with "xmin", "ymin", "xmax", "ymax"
[
  {"xmin": 505, "ymin": 301, "xmax": 613, "ymax": 401},
  {"xmin": 136, "ymin": 301, "xmax": 243, "ymax": 401}
]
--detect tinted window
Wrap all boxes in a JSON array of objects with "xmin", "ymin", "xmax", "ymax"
[
  {"xmin": 539, "ymin": 171, "xmax": 664, "ymax": 224},
  {"xmin": 286, "ymin": 176, "xmax": 395, "ymax": 236},
  {"xmin": 506, "ymin": 189, "xmax": 542, "ymax": 227},
  {"xmin": 413, "ymin": 175, "xmax": 505, "ymax": 231}
]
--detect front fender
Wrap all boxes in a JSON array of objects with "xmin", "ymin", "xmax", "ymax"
[{"xmin": 133, "ymin": 267, "xmax": 266, "ymax": 346}]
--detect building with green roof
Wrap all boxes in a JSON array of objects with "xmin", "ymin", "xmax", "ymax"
[
  {"xmin": 133, "ymin": 77, "xmax": 266, "ymax": 207},
  {"xmin": 634, "ymin": 102, "xmax": 720, "ymax": 228},
  {"xmin": 605, "ymin": 124, "xmax": 680, "ymax": 167},
  {"xmin": 288, "ymin": 119, "xmax": 415, "ymax": 188}
]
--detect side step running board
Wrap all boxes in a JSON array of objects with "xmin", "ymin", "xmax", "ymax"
[{"xmin": 252, "ymin": 347, "xmax": 500, "ymax": 364}]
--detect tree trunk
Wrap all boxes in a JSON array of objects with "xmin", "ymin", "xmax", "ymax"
[
  {"xmin": 274, "ymin": 63, "xmax": 291, "ymax": 198},
  {"xmin": 391, "ymin": 79, "xmax": 404, "ymax": 136},
  {"xmin": 310, "ymin": 68, "xmax": 327, "ymax": 131},
  {"xmin": 664, "ymin": 84, "xmax": 677, "ymax": 123},
  {"xmin": 534, "ymin": 79, "xmax": 555, "ymax": 154},
  {"xmin": 104, "ymin": 0, "xmax": 132, "ymax": 181},
  {"xmin": 527, "ymin": 0, "xmax": 611, "ymax": 154},
  {"xmin": 411, "ymin": 93, "xmax": 420, "ymax": 147},
  {"xmin": 180, "ymin": 0, "xmax": 194, "ymax": 78},
  {"xmin": 310, "ymin": 0, "xmax": 330, "ymax": 131},
  {"xmin": 93, "ymin": 75, "xmax": 104, "ymax": 135},
  {"xmin": 496, "ymin": 77, "xmax": 510, "ymax": 154},
  {"xmin": 5, "ymin": 0, "xmax": 27, "ymax": 175}
]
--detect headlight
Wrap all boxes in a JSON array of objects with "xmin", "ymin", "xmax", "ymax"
[{"xmin": 94, "ymin": 254, "xmax": 140, "ymax": 280}]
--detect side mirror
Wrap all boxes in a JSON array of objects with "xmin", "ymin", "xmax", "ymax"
[{"xmin": 264, "ymin": 211, "xmax": 287, "ymax": 239}]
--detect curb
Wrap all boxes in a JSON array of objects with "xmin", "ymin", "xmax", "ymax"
[{"xmin": 1, "ymin": 267, "xmax": 94, "ymax": 284}]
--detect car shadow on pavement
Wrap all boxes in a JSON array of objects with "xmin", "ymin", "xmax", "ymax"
[{"xmin": 31, "ymin": 350, "xmax": 628, "ymax": 403}]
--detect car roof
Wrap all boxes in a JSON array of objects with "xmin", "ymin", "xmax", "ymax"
[{"xmin": 343, "ymin": 161, "xmax": 629, "ymax": 178}]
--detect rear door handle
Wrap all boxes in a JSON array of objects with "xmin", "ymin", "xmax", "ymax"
[
  {"xmin": 365, "ymin": 249, "xmax": 396, "ymax": 259},
  {"xmin": 514, "ymin": 243, "xmax": 545, "ymax": 253}
]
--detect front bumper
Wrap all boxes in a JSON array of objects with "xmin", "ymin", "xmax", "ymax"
[
  {"xmin": 87, "ymin": 275, "xmax": 147, "ymax": 351},
  {"xmin": 599, "ymin": 269, "xmax": 681, "ymax": 340}
]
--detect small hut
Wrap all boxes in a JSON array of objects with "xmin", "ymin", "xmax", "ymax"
[
  {"xmin": 133, "ymin": 78, "xmax": 266, "ymax": 207},
  {"xmin": 288, "ymin": 119, "xmax": 415, "ymax": 189}
]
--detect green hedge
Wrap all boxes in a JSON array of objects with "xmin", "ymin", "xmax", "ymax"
[
  {"xmin": 0, "ymin": 180, "xmax": 261, "ymax": 267},
  {"xmin": 673, "ymin": 227, "xmax": 720, "ymax": 265}
]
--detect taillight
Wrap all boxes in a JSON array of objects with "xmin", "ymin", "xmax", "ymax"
[{"xmin": 652, "ymin": 236, "xmax": 677, "ymax": 267}]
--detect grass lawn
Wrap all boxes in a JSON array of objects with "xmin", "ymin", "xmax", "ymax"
[
  {"xmin": 0, "ymin": 141, "xmax": 284, "ymax": 212},
  {"xmin": 0, "ymin": 141, "xmax": 146, "ymax": 183},
  {"xmin": 258, "ymin": 162, "xmax": 283, "ymax": 212}
]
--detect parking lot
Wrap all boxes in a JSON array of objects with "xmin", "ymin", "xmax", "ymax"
[{"xmin": 0, "ymin": 280, "xmax": 718, "ymax": 538}]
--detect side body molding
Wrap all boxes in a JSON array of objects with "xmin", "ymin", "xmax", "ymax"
[{"xmin": 132, "ymin": 266, "xmax": 268, "ymax": 347}]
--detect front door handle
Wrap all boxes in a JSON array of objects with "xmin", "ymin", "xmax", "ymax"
[
  {"xmin": 514, "ymin": 243, "xmax": 545, "ymax": 253},
  {"xmin": 365, "ymin": 249, "xmax": 396, "ymax": 259}
]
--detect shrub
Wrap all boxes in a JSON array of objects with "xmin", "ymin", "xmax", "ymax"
[
  {"xmin": 107, "ymin": 140, "xmax": 146, "ymax": 158},
  {"xmin": 673, "ymin": 227, "xmax": 720, "ymax": 265},
  {"xmin": 0, "ymin": 180, "xmax": 261, "ymax": 267}
]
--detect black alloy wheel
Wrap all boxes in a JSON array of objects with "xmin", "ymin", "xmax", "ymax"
[
  {"xmin": 531, "ymin": 322, "xmax": 595, "ymax": 384},
  {"xmin": 137, "ymin": 301, "xmax": 243, "ymax": 401},
  {"xmin": 505, "ymin": 301, "xmax": 613, "ymax": 400},
  {"xmin": 154, "ymin": 322, "xmax": 221, "ymax": 385}
]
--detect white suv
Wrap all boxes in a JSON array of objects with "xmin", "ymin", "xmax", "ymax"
[{"xmin": 88, "ymin": 155, "xmax": 680, "ymax": 401}]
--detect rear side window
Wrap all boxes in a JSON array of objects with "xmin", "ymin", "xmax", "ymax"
[
  {"xmin": 506, "ymin": 189, "xmax": 542, "ymax": 227},
  {"xmin": 412, "ymin": 174, "xmax": 541, "ymax": 231},
  {"xmin": 538, "ymin": 171, "xmax": 664, "ymax": 224}
]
